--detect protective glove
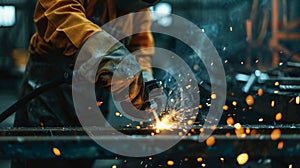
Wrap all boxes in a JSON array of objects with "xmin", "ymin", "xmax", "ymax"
[
  {"xmin": 90, "ymin": 17, "xmax": 131, "ymax": 47},
  {"xmin": 76, "ymin": 31, "xmax": 156, "ymax": 111}
]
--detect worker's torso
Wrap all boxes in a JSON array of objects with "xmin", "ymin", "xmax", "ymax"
[{"xmin": 30, "ymin": 0, "xmax": 134, "ymax": 56}]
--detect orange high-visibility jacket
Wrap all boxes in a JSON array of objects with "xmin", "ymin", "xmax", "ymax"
[{"xmin": 30, "ymin": 0, "xmax": 154, "ymax": 71}]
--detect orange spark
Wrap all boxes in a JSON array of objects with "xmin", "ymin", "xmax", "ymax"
[
  {"xmin": 245, "ymin": 95, "xmax": 254, "ymax": 106},
  {"xmin": 271, "ymin": 129, "xmax": 281, "ymax": 140},
  {"xmin": 206, "ymin": 136, "xmax": 216, "ymax": 147},
  {"xmin": 52, "ymin": 147, "xmax": 61, "ymax": 157},
  {"xmin": 237, "ymin": 153, "xmax": 249, "ymax": 165}
]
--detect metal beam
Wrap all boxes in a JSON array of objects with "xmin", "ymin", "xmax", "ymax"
[{"xmin": 0, "ymin": 125, "xmax": 299, "ymax": 159}]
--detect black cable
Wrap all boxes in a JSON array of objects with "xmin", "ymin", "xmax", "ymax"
[{"xmin": 0, "ymin": 71, "xmax": 72, "ymax": 123}]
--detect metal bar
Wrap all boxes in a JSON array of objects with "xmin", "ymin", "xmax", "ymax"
[
  {"xmin": 263, "ymin": 78, "xmax": 300, "ymax": 85},
  {"xmin": 287, "ymin": 61, "xmax": 300, "ymax": 68},
  {"xmin": 277, "ymin": 32, "xmax": 300, "ymax": 40},
  {"xmin": 236, "ymin": 73, "xmax": 300, "ymax": 85},
  {"xmin": 272, "ymin": 0, "xmax": 279, "ymax": 40},
  {"xmin": 279, "ymin": 85, "xmax": 300, "ymax": 91},
  {"xmin": 0, "ymin": 125, "xmax": 299, "ymax": 159},
  {"xmin": 242, "ymin": 73, "xmax": 256, "ymax": 93},
  {"xmin": 1, "ymin": 124, "xmax": 300, "ymax": 135},
  {"xmin": 271, "ymin": 0, "xmax": 280, "ymax": 66}
]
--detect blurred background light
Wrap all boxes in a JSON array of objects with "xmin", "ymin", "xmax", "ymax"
[
  {"xmin": 0, "ymin": 6, "xmax": 16, "ymax": 27},
  {"xmin": 150, "ymin": 2, "xmax": 172, "ymax": 27}
]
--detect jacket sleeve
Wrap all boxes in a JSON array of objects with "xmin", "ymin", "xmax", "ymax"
[
  {"xmin": 35, "ymin": 0, "xmax": 101, "ymax": 56},
  {"xmin": 128, "ymin": 8, "xmax": 155, "ymax": 72}
]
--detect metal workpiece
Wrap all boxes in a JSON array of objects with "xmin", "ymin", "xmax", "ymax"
[{"xmin": 0, "ymin": 125, "xmax": 299, "ymax": 159}]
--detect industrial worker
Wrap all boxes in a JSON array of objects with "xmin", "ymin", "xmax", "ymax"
[{"xmin": 12, "ymin": 0, "xmax": 160, "ymax": 167}]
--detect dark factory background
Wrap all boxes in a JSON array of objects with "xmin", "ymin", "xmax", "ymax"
[{"xmin": 0, "ymin": 0, "xmax": 300, "ymax": 168}]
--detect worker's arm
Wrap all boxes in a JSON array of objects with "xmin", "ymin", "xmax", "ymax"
[
  {"xmin": 128, "ymin": 8, "xmax": 155, "ymax": 78},
  {"xmin": 35, "ymin": 0, "xmax": 153, "ymax": 110},
  {"xmin": 34, "ymin": 0, "xmax": 100, "ymax": 56}
]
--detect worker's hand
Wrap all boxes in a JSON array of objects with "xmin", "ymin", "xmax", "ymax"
[{"xmin": 76, "ymin": 31, "xmax": 151, "ymax": 110}]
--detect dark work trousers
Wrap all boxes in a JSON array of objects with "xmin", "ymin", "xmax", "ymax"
[{"xmin": 11, "ymin": 54, "xmax": 110, "ymax": 168}]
